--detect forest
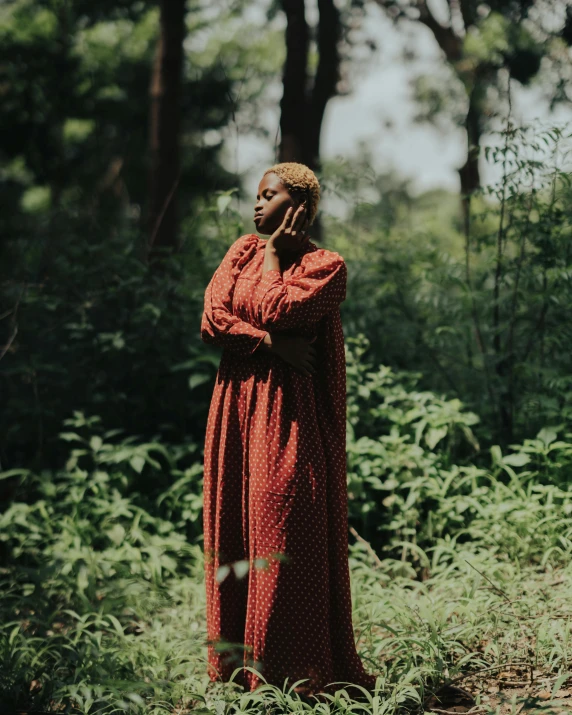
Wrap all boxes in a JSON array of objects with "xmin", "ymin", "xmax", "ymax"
[{"xmin": 1, "ymin": 0, "xmax": 572, "ymax": 712}]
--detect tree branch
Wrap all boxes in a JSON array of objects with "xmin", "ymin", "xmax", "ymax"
[{"xmin": 413, "ymin": 0, "xmax": 463, "ymax": 61}]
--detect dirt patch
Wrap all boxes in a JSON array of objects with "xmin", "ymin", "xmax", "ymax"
[{"xmin": 426, "ymin": 671, "xmax": 572, "ymax": 714}]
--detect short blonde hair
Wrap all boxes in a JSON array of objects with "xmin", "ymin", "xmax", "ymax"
[{"xmin": 263, "ymin": 162, "xmax": 321, "ymax": 225}]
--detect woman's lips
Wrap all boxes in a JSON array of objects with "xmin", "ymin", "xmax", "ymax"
[{"xmin": 254, "ymin": 214, "xmax": 263, "ymax": 224}]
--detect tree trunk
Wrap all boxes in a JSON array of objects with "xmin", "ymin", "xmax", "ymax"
[
  {"xmin": 458, "ymin": 79, "xmax": 482, "ymax": 240},
  {"xmin": 307, "ymin": 0, "xmax": 341, "ymax": 171},
  {"xmin": 147, "ymin": 0, "xmax": 186, "ymax": 259},
  {"xmin": 279, "ymin": 0, "xmax": 309, "ymax": 163},
  {"xmin": 458, "ymin": 84, "xmax": 482, "ymax": 200},
  {"xmin": 278, "ymin": 0, "xmax": 341, "ymax": 241}
]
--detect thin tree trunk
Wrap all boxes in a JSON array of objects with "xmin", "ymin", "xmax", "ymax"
[
  {"xmin": 505, "ymin": 191, "xmax": 532, "ymax": 433},
  {"xmin": 459, "ymin": 81, "xmax": 482, "ymax": 221},
  {"xmin": 492, "ymin": 115, "xmax": 512, "ymax": 442},
  {"xmin": 147, "ymin": 0, "xmax": 186, "ymax": 259}
]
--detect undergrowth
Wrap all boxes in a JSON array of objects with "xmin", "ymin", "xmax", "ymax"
[{"xmin": 2, "ymin": 338, "xmax": 572, "ymax": 713}]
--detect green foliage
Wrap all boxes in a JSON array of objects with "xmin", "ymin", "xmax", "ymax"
[
  {"xmin": 0, "ymin": 412, "xmax": 208, "ymax": 712},
  {"xmin": 1, "ymin": 412, "xmax": 202, "ymax": 584},
  {"xmin": 346, "ymin": 334, "xmax": 572, "ymax": 568},
  {"xmin": 3, "ymin": 377, "xmax": 572, "ymax": 711},
  {"xmin": 0, "ymin": 0, "xmax": 261, "ymax": 266},
  {"xmin": 400, "ymin": 0, "xmax": 567, "ymax": 143},
  {"xmin": 3, "ymin": 2, "xmax": 572, "ymax": 710},
  {"xmin": 0, "ymin": 0, "xmax": 286, "ymax": 470},
  {"xmin": 328, "ymin": 123, "xmax": 572, "ymax": 443},
  {"xmin": 0, "ymin": 186, "xmax": 246, "ymax": 469}
]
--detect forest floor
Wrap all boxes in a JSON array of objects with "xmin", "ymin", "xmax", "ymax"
[
  {"xmin": 348, "ymin": 544, "xmax": 572, "ymax": 715},
  {"xmin": 4, "ymin": 541, "xmax": 572, "ymax": 714},
  {"xmin": 424, "ymin": 668, "xmax": 572, "ymax": 714}
]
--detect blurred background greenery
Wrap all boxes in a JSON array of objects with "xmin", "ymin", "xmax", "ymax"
[{"xmin": 1, "ymin": 0, "xmax": 572, "ymax": 712}]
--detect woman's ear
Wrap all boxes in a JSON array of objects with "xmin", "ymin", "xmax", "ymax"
[{"xmin": 290, "ymin": 188, "xmax": 305, "ymax": 209}]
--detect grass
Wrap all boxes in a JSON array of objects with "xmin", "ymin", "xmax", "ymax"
[
  {"xmin": 352, "ymin": 542, "xmax": 572, "ymax": 715},
  {"xmin": 2, "ymin": 536, "xmax": 572, "ymax": 714}
]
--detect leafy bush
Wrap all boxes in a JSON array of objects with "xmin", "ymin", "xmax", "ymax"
[
  {"xmin": 346, "ymin": 335, "xmax": 572, "ymax": 567},
  {"xmin": 0, "ymin": 413, "xmax": 206, "ymax": 712}
]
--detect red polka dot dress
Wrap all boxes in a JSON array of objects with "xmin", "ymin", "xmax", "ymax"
[{"xmin": 200, "ymin": 233, "xmax": 376, "ymax": 696}]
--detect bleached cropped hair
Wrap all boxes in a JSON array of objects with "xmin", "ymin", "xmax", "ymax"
[{"xmin": 263, "ymin": 162, "xmax": 321, "ymax": 225}]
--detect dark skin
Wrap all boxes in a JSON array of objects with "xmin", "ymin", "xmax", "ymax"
[{"xmin": 253, "ymin": 172, "xmax": 317, "ymax": 377}]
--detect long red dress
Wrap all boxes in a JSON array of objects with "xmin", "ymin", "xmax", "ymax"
[{"xmin": 200, "ymin": 233, "xmax": 376, "ymax": 696}]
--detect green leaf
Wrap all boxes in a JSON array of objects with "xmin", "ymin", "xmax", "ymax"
[
  {"xmin": 130, "ymin": 455, "xmax": 145, "ymax": 474},
  {"xmin": 0, "ymin": 469, "xmax": 31, "ymax": 480},
  {"xmin": 491, "ymin": 445, "xmax": 503, "ymax": 465},
  {"xmin": 90, "ymin": 436, "xmax": 103, "ymax": 452},
  {"xmin": 106, "ymin": 614, "xmax": 125, "ymax": 637},
  {"xmin": 502, "ymin": 452, "xmax": 530, "ymax": 467},
  {"xmin": 170, "ymin": 359, "xmax": 199, "ymax": 372},
  {"xmin": 217, "ymin": 194, "xmax": 232, "ymax": 215},
  {"xmin": 77, "ymin": 565, "xmax": 89, "ymax": 592},
  {"xmin": 233, "ymin": 559, "xmax": 250, "ymax": 579},
  {"xmin": 107, "ymin": 524, "xmax": 126, "ymax": 546},
  {"xmin": 552, "ymin": 673, "xmax": 570, "ymax": 699},
  {"xmin": 59, "ymin": 432, "xmax": 85, "ymax": 443},
  {"xmin": 9, "ymin": 624, "xmax": 20, "ymax": 646},
  {"xmin": 537, "ymin": 426, "xmax": 558, "ymax": 446},
  {"xmin": 216, "ymin": 565, "xmax": 231, "ymax": 583},
  {"xmin": 425, "ymin": 426, "xmax": 447, "ymax": 450},
  {"xmin": 126, "ymin": 693, "xmax": 145, "ymax": 706},
  {"xmin": 189, "ymin": 372, "xmax": 210, "ymax": 390},
  {"xmin": 254, "ymin": 558, "xmax": 269, "ymax": 571}
]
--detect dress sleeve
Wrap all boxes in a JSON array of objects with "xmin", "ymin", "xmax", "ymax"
[
  {"xmin": 201, "ymin": 236, "xmax": 268, "ymax": 357},
  {"xmin": 254, "ymin": 250, "xmax": 347, "ymax": 331}
]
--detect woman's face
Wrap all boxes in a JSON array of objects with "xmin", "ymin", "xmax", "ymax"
[{"xmin": 254, "ymin": 172, "xmax": 300, "ymax": 235}]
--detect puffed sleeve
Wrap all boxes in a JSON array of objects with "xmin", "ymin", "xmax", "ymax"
[
  {"xmin": 201, "ymin": 235, "xmax": 268, "ymax": 356},
  {"xmin": 254, "ymin": 250, "xmax": 347, "ymax": 331}
]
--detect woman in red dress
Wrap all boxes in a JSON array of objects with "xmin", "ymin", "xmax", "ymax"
[{"xmin": 200, "ymin": 162, "xmax": 377, "ymax": 699}]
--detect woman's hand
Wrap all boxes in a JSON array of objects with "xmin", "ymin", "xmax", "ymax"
[
  {"xmin": 259, "ymin": 333, "xmax": 317, "ymax": 377},
  {"xmin": 268, "ymin": 203, "xmax": 309, "ymax": 256}
]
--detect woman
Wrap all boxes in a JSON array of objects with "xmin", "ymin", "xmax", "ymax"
[{"xmin": 200, "ymin": 162, "xmax": 376, "ymax": 698}]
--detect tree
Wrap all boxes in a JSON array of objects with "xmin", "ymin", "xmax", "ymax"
[
  {"xmin": 278, "ymin": 0, "xmax": 342, "ymax": 171},
  {"xmin": 147, "ymin": 0, "xmax": 186, "ymax": 258},
  {"xmin": 370, "ymin": 0, "xmax": 570, "ymax": 216},
  {"xmin": 0, "ymin": 0, "xmax": 241, "ymax": 272}
]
